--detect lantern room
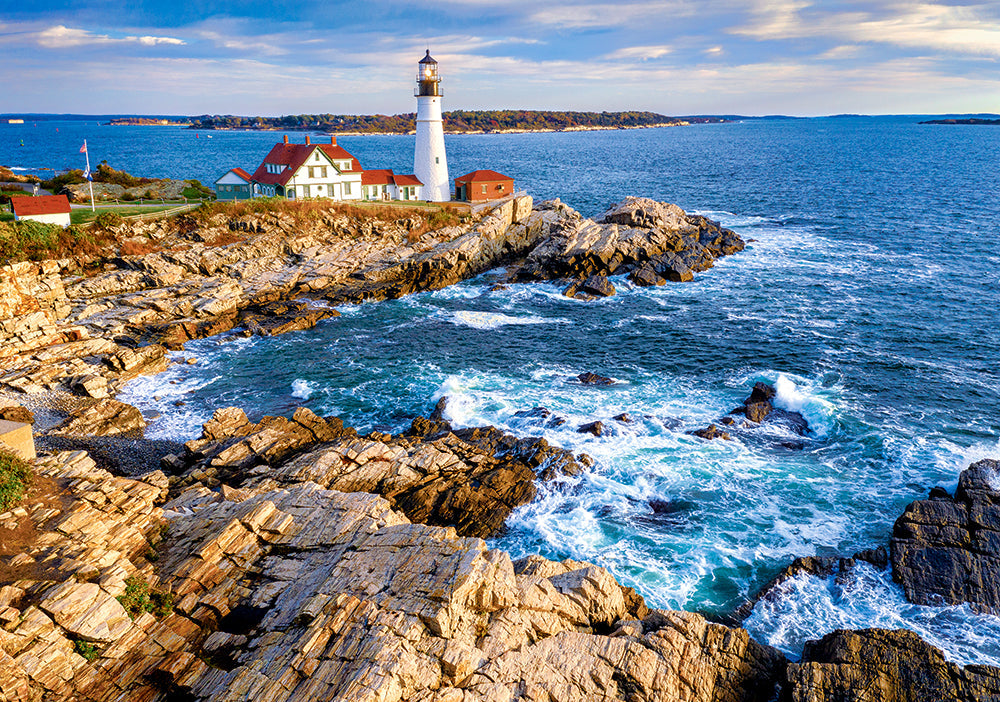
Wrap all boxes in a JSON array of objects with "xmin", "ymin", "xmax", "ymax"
[{"xmin": 416, "ymin": 50, "xmax": 441, "ymax": 97}]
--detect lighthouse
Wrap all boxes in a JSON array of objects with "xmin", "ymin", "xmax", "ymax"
[{"xmin": 414, "ymin": 50, "xmax": 450, "ymax": 202}]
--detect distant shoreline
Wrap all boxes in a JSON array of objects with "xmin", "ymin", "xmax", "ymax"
[
  {"xmin": 192, "ymin": 121, "xmax": 699, "ymax": 137},
  {"xmin": 919, "ymin": 118, "xmax": 1000, "ymax": 126}
]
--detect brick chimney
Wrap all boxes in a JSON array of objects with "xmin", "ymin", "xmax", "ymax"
[
  {"xmin": 330, "ymin": 136, "xmax": 337, "ymax": 146},
  {"xmin": 283, "ymin": 134, "xmax": 289, "ymax": 144},
  {"xmin": 305, "ymin": 135, "xmax": 311, "ymax": 145}
]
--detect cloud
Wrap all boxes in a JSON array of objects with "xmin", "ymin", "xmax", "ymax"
[
  {"xmin": 731, "ymin": 1, "xmax": 1000, "ymax": 58},
  {"xmin": 529, "ymin": 1, "xmax": 695, "ymax": 29},
  {"xmin": 604, "ymin": 45, "xmax": 673, "ymax": 61},
  {"xmin": 35, "ymin": 25, "xmax": 184, "ymax": 48}
]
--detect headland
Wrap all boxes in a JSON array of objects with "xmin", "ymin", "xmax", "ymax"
[{"xmin": 0, "ymin": 195, "xmax": 998, "ymax": 701}]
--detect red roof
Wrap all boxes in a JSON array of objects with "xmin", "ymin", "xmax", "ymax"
[
  {"xmin": 249, "ymin": 141, "xmax": 363, "ymax": 186},
  {"xmin": 231, "ymin": 168, "xmax": 252, "ymax": 181},
  {"xmin": 362, "ymin": 169, "xmax": 395, "ymax": 186},
  {"xmin": 11, "ymin": 194, "xmax": 71, "ymax": 216},
  {"xmin": 454, "ymin": 170, "xmax": 513, "ymax": 183},
  {"xmin": 393, "ymin": 174, "xmax": 423, "ymax": 186},
  {"xmin": 317, "ymin": 144, "xmax": 362, "ymax": 173}
]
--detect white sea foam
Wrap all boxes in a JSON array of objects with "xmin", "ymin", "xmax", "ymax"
[
  {"xmin": 291, "ymin": 379, "xmax": 316, "ymax": 400},
  {"xmin": 745, "ymin": 563, "xmax": 1000, "ymax": 666},
  {"xmin": 441, "ymin": 310, "xmax": 568, "ymax": 330},
  {"xmin": 772, "ymin": 373, "xmax": 835, "ymax": 437}
]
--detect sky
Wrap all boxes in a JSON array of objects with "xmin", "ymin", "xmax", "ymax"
[{"xmin": 2, "ymin": 0, "xmax": 999, "ymax": 116}]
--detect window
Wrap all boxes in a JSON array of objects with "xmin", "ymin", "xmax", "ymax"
[
  {"xmin": 498, "ymin": 184, "xmax": 504, "ymax": 191},
  {"xmin": 320, "ymin": 167, "xmax": 327, "ymax": 178},
  {"xmin": 481, "ymin": 184, "xmax": 487, "ymax": 193},
  {"xmin": 435, "ymin": 157, "xmax": 439, "ymax": 164},
  {"xmin": 344, "ymin": 181, "xmax": 351, "ymax": 195},
  {"xmin": 308, "ymin": 167, "xmax": 315, "ymax": 178}
]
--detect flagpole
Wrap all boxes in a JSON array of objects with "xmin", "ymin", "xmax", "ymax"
[{"xmin": 84, "ymin": 140, "xmax": 95, "ymax": 212}]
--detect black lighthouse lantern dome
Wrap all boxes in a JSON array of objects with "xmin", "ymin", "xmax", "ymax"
[{"xmin": 416, "ymin": 50, "xmax": 441, "ymax": 96}]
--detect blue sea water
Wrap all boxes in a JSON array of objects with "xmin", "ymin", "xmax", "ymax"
[{"xmin": 5, "ymin": 117, "xmax": 1000, "ymax": 664}]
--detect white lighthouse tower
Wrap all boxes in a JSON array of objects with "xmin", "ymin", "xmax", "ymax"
[{"xmin": 414, "ymin": 50, "xmax": 450, "ymax": 202}]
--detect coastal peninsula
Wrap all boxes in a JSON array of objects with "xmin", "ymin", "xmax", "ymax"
[
  {"xmin": 188, "ymin": 110, "xmax": 723, "ymax": 134},
  {"xmin": 1, "ymin": 195, "xmax": 999, "ymax": 700}
]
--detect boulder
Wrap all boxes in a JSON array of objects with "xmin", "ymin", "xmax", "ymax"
[
  {"xmin": 787, "ymin": 628, "xmax": 1000, "ymax": 702},
  {"xmin": 0, "ymin": 406, "xmax": 34, "ymax": 425},
  {"xmin": 577, "ymin": 371, "xmax": 614, "ymax": 386},
  {"xmin": 690, "ymin": 424, "xmax": 731, "ymax": 441},
  {"xmin": 50, "ymin": 398, "xmax": 146, "ymax": 437},
  {"xmin": 891, "ymin": 459, "xmax": 1000, "ymax": 613},
  {"xmin": 577, "ymin": 421, "xmax": 604, "ymax": 437}
]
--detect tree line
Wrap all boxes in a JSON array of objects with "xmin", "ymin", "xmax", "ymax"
[{"xmin": 188, "ymin": 111, "xmax": 722, "ymax": 133}]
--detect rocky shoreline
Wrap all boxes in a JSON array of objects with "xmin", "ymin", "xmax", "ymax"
[{"xmin": 1, "ymin": 196, "xmax": 998, "ymax": 700}]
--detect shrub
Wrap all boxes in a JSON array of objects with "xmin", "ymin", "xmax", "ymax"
[
  {"xmin": 120, "ymin": 192, "xmax": 137, "ymax": 202},
  {"xmin": 0, "ymin": 449, "xmax": 32, "ymax": 511},
  {"xmin": 117, "ymin": 576, "xmax": 174, "ymax": 619},
  {"xmin": 73, "ymin": 639, "xmax": 100, "ymax": 662},
  {"xmin": 94, "ymin": 211, "xmax": 124, "ymax": 230},
  {"xmin": 40, "ymin": 169, "xmax": 86, "ymax": 192},
  {"xmin": 94, "ymin": 162, "xmax": 152, "ymax": 188}
]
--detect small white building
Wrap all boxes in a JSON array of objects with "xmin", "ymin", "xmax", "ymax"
[
  {"xmin": 11, "ymin": 195, "xmax": 71, "ymax": 226},
  {"xmin": 361, "ymin": 169, "xmax": 424, "ymax": 202},
  {"xmin": 249, "ymin": 135, "xmax": 363, "ymax": 201}
]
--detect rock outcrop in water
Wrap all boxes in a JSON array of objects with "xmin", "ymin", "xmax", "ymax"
[
  {"xmin": 891, "ymin": 458, "xmax": 1000, "ymax": 613},
  {"xmin": 787, "ymin": 628, "xmax": 1000, "ymax": 702},
  {"xmin": 507, "ymin": 197, "xmax": 745, "ymax": 297},
  {"xmin": 164, "ymin": 406, "xmax": 588, "ymax": 539}
]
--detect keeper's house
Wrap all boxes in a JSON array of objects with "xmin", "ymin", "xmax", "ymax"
[
  {"xmin": 454, "ymin": 170, "xmax": 514, "ymax": 202},
  {"xmin": 214, "ymin": 168, "xmax": 253, "ymax": 201},
  {"xmin": 248, "ymin": 135, "xmax": 362, "ymax": 200},
  {"xmin": 217, "ymin": 135, "xmax": 427, "ymax": 203},
  {"xmin": 11, "ymin": 195, "xmax": 72, "ymax": 226}
]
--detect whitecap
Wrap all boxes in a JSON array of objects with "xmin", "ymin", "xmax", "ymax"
[
  {"xmin": 772, "ymin": 374, "xmax": 835, "ymax": 437},
  {"xmin": 441, "ymin": 310, "xmax": 568, "ymax": 330},
  {"xmin": 291, "ymin": 379, "xmax": 316, "ymax": 400}
]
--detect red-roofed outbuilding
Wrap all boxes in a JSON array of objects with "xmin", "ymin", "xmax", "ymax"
[
  {"xmin": 454, "ymin": 170, "xmax": 514, "ymax": 202},
  {"xmin": 11, "ymin": 195, "xmax": 72, "ymax": 226}
]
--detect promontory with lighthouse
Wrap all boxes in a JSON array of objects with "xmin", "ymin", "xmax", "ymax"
[{"xmin": 2, "ymin": 24, "xmax": 999, "ymax": 702}]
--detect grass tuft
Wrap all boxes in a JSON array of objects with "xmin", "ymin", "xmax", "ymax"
[{"xmin": 0, "ymin": 449, "xmax": 32, "ymax": 512}]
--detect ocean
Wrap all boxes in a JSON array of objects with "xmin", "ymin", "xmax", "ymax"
[{"xmin": 4, "ymin": 116, "xmax": 1000, "ymax": 665}]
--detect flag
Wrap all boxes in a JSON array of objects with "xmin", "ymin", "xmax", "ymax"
[
  {"xmin": 83, "ymin": 168, "xmax": 92, "ymax": 182},
  {"xmin": 80, "ymin": 141, "xmax": 87, "ymax": 154}
]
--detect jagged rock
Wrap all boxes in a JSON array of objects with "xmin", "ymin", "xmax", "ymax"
[
  {"xmin": 67, "ymin": 372, "xmax": 110, "ymax": 399},
  {"xmin": 690, "ymin": 424, "xmax": 731, "ymax": 441},
  {"xmin": 787, "ymin": 628, "xmax": 1000, "ymax": 702},
  {"xmin": 102, "ymin": 344, "xmax": 168, "ymax": 381},
  {"xmin": 891, "ymin": 458, "xmax": 1000, "ymax": 613},
  {"xmin": 565, "ymin": 273, "xmax": 616, "ymax": 298},
  {"xmin": 0, "ymin": 405, "xmax": 34, "ymax": 425},
  {"xmin": 577, "ymin": 421, "xmax": 604, "ymax": 437},
  {"xmin": 238, "ymin": 299, "xmax": 340, "ymax": 336},
  {"xmin": 577, "ymin": 371, "xmax": 614, "ymax": 386},
  {"xmin": 50, "ymin": 398, "xmax": 146, "ymax": 437},
  {"xmin": 39, "ymin": 581, "xmax": 133, "ymax": 643},
  {"xmin": 509, "ymin": 197, "xmax": 744, "ymax": 291},
  {"xmin": 738, "ymin": 381, "xmax": 776, "ymax": 423}
]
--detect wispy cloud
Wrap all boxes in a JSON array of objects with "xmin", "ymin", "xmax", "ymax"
[
  {"xmin": 529, "ymin": 1, "xmax": 695, "ymax": 29},
  {"xmin": 605, "ymin": 45, "xmax": 673, "ymax": 61},
  {"xmin": 731, "ymin": 2, "xmax": 1000, "ymax": 57},
  {"xmin": 35, "ymin": 25, "xmax": 185, "ymax": 48}
]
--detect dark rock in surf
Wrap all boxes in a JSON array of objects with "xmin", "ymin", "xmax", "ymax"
[
  {"xmin": 891, "ymin": 458, "xmax": 1000, "ymax": 614},
  {"xmin": 787, "ymin": 628, "xmax": 1000, "ymax": 702},
  {"xmin": 577, "ymin": 372, "xmax": 615, "ymax": 386},
  {"xmin": 689, "ymin": 424, "xmax": 731, "ymax": 441},
  {"xmin": 577, "ymin": 421, "xmax": 604, "ymax": 437}
]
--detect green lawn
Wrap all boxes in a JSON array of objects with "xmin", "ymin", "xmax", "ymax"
[
  {"xmin": 0, "ymin": 212, "xmax": 13, "ymax": 222},
  {"xmin": 70, "ymin": 206, "xmax": 180, "ymax": 225}
]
